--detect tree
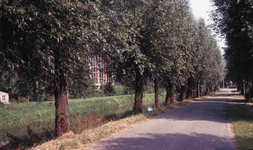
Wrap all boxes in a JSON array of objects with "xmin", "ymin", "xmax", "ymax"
[
  {"xmin": 211, "ymin": 0, "xmax": 253, "ymax": 99},
  {"xmin": 0, "ymin": 0, "xmax": 107, "ymax": 136},
  {"xmin": 145, "ymin": 0, "xmax": 192, "ymax": 107},
  {"xmin": 104, "ymin": 0, "xmax": 195, "ymax": 110},
  {"xmin": 68, "ymin": 56, "xmax": 92, "ymax": 99},
  {"xmin": 159, "ymin": 0, "xmax": 196, "ymax": 102},
  {"xmin": 195, "ymin": 18, "xmax": 225, "ymax": 96},
  {"xmin": 101, "ymin": 0, "xmax": 151, "ymax": 114}
]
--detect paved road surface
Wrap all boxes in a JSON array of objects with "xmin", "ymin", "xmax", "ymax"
[{"xmin": 89, "ymin": 89, "xmax": 237, "ymax": 150}]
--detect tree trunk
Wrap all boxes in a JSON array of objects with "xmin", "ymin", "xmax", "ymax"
[
  {"xmin": 134, "ymin": 68, "xmax": 143, "ymax": 114},
  {"xmin": 237, "ymin": 82, "xmax": 242, "ymax": 94},
  {"xmin": 248, "ymin": 86, "xmax": 252, "ymax": 103},
  {"xmin": 154, "ymin": 77, "xmax": 160, "ymax": 109},
  {"xmin": 214, "ymin": 86, "xmax": 218, "ymax": 92},
  {"xmin": 197, "ymin": 82, "xmax": 199, "ymax": 97},
  {"xmin": 186, "ymin": 78, "xmax": 192, "ymax": 99},
  {"xmin": 206, "ymin": 85, "xmax": 210, "ymax": 95},
  {"xmin": 200, "ymin": 84, "xmax": 202, "ymax": 97},
  {"xmin": 165, "ymin": 81, "xmax": 173, "ymax": 105},
  {"xmin": 54, "ymin": 51, "xmax": 70, "ymax": 137},
  {"xmin": 205, "ymin": 85, "xmax": 208, "ymax": 95},
  {"xmin": 180, "ymin": 85, "xmax": 186, "ymax": 101}
]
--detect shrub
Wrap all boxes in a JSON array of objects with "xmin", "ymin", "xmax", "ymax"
[
  {"xmin": 159, "ymin": 88, "xmax": 166, "ymax": 94},
  {"xmin": 83, "ymin": 87, "xmax": 93, "ymax": 98},
  {"xmin": 104, "ymin": 83, "xmax": 114, "ymax": 96},
  {"xmin": 114, "ymin": 86, "xmax": 124, "ymax": 96},
  {"xmin": 17, "ymin": 96, "xmax": 27, "ymax": 103},
  {"xmin": 143, "ymin": 86, "xmax": 153, "ymax": 94},
  {"xmin": 123, "ymin": 86, "xmax": 134, "ymax": 95},
  {"xmin": 93, "ymin": 90, "xmax": 104, "ymax": 97}
]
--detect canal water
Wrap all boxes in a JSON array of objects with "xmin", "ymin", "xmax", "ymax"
[{"xmin": 0, "ymin": 121, "xmax": 54, "ymax": 149}]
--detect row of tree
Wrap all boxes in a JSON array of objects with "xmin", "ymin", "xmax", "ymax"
[
  {"xmin": 102, "ymin": 0, "xmax": 225, "ymax": 112},
  {"xmin": 0, "ymin": 0, "xmax": 225, "ymax": 137},
  {"xmin": 211, "ymin": 0, "xmax": 253, "ymax": 100}
]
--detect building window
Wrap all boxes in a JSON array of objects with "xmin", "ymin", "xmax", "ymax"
[
  {"xmin": 91, "ymin": 57, "xmax": 99, "ymax": 84},
  {"xmin": 107, "ymin": 73, "xmax": 111, "ymax": 83},
  {"xmin": 91, "ymin": 56, "xmax": 115, "ymax": 86},
  {"xmin": 100, "ymin": 71, "xmax": 104, "ymax": 85}
]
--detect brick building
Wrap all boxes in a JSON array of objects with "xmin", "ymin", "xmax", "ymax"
[{"xmin": 90, "ymin": 56, "xmax": 114, "ymax": 89}]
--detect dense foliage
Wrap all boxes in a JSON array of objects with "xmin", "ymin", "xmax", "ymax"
[
  {"xmin": 0, "ymin": 0, "xmax": 225, "ymax": 135},
  {"xmin": 211, "ymin": 0, "xmax": 253, "ymax": 100}
]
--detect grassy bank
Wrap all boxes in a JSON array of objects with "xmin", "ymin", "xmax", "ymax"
[
  {"xmin": 229, "ymin": 103, "xmax": 253, "ymax": 150},
  {"xmin": 0, "ymin": 93, "xmax": 166, "ymax": 130},
  {"xmin": 32, "ymin": 100, "xmax": 193, "ymax": 150}
]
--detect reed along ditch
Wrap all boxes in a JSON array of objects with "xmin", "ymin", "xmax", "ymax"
[{"xmin": 0, "ymin": 94, "xmax": 165, "ymax": 149}]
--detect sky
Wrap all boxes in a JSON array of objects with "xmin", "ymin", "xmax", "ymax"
[
  {"xmin": 189, "ymin": 0, "xmax": 226, "ymax": 53},
  {"xmin": 190, "ymin": 0, "xmax": 213, "ymax": 24}
]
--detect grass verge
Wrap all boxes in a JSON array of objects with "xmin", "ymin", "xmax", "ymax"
[
  {"xmin": 31, "ymin": 100, "xmax": 192, "ymax": 150},
  {"xmin": 229, "ymin": 103, "xmax": 253, "ymax": 150},
  {"xmin": 0, "ymin": 93, "xmax": 165, "ymax": 130}
]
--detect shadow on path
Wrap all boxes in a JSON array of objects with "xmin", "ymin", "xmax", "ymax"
[
  {"xmin": 92, "ymin": 133, "xmax": 235, "ymax": 150},
  {"xmin": 149, "ymin": 89, "xmax": 243, "ymax": 124}
]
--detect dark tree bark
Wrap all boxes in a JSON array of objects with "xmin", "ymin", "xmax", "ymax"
[
  {"xmin": 134, "ymin": 68, "xmax": 143, "ymax": 114},
  {"xmin": 186, "ymin": 78, "xmax": 192, "ymax": 99},
  {"xmin": 197, "ymin": 82, "xmax": 200, "ymax": 97},
  {"xmin": 54, "ymin": 50, "xmax": 70, "ymax": 137},
  {"xmin": 200, "ymin": 84, "xmax": 202, "ymax": 97},
  {"xmin": 180, "ymin": 85, "xmax": 186, "ymax": 101},
  {"xmin": 206, "ymin": 85, "xmax": 210, "ymax": 95},
  {"xmin": 165, "ymin": 86, "xmax": 170, "ymax": 106},
  {"xmin": 248, "ymin": 86, "xmax": 252, "ymax": 103},
  {"xmin": 165, "ymin": 81, "xmax": 173, "ymax": 105},
  {"xmin": 154, "ymin": 77, "xmax": 160, "ymax": 108},
  {"xmin": 237, "ymin": 83, "xmax": 242, "ymax": 94},
  {"xmin": 214, "ymin": 86, "xmax": 218, "ymax": 92}
]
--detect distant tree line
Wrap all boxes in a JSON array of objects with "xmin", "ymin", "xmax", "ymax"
[
  {"xmin": 0, "ymin": 0, "xmax": 225, "ymax": 136},
  {"xmin": 211, "ymin": 0, "xmax": 253, "ymax": 101}
]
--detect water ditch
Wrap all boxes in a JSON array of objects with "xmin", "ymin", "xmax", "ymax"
[
  {"xmin": 0, "ymin": 121, "xmax": 55, "ymax": 149},
  {"xmin": 0, "ymin": 104, "xmax": 135, "ymax": 149},
  {"xmin": 0, "ymin": 96, "xmax": 163, "ymax": 149}
]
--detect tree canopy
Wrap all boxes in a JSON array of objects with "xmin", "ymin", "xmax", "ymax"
[
  {"xmin": 0, "ymin": 0, "xmax": 226, "ymax": 136},
  {"xmin": 211, "ymin": 0, "xmax": 253, "ymax": 98}
]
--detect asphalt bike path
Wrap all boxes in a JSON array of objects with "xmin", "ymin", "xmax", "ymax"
[{"xmin": 89, "ymin": 89, "xmax": 237, "ymax": 150}]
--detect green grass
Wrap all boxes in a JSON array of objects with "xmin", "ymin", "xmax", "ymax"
[
  {"xmin": 33, "ymin": 101, "xmax": 192, "ymax": 150},
  {"xmin": 229, "ymin": 104, "xmax": 253, "ymax": 150},
  {"xmin": 0, "ymin": 93, "xmax": 166, "ymax": 130}
]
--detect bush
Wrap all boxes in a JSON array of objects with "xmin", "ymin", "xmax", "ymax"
[
  {"xmin": 17, "ymin": 96, "xmax": 27, "ymax": 103},
  {"xmin": 143, "ymin": 86, "xmax": 154, "ymax": 94},
  {"xmin": 159, "ymin": 88, "xmax": 166, "ymax": 94},
  {"xmin": 93, "ymin": 90, "xmax": 104, "ymax": 97},
  {"xmin": 42, "ymin": 94, "xmax": 54, "ymax": 101},
  {"xmin": 123, "ymin": 86, "xmax": 135, "ymax": 95},
  {"xmin": 114, "ymin": 86, "xmax": 124, "ymax": 96},
  {"xmin": 83, "ymin": 87, "xmax": 93, "ymax": 98},
  {"xmin": 104, "ymin": 83, "xmax": 114, "ymax": 96}
]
